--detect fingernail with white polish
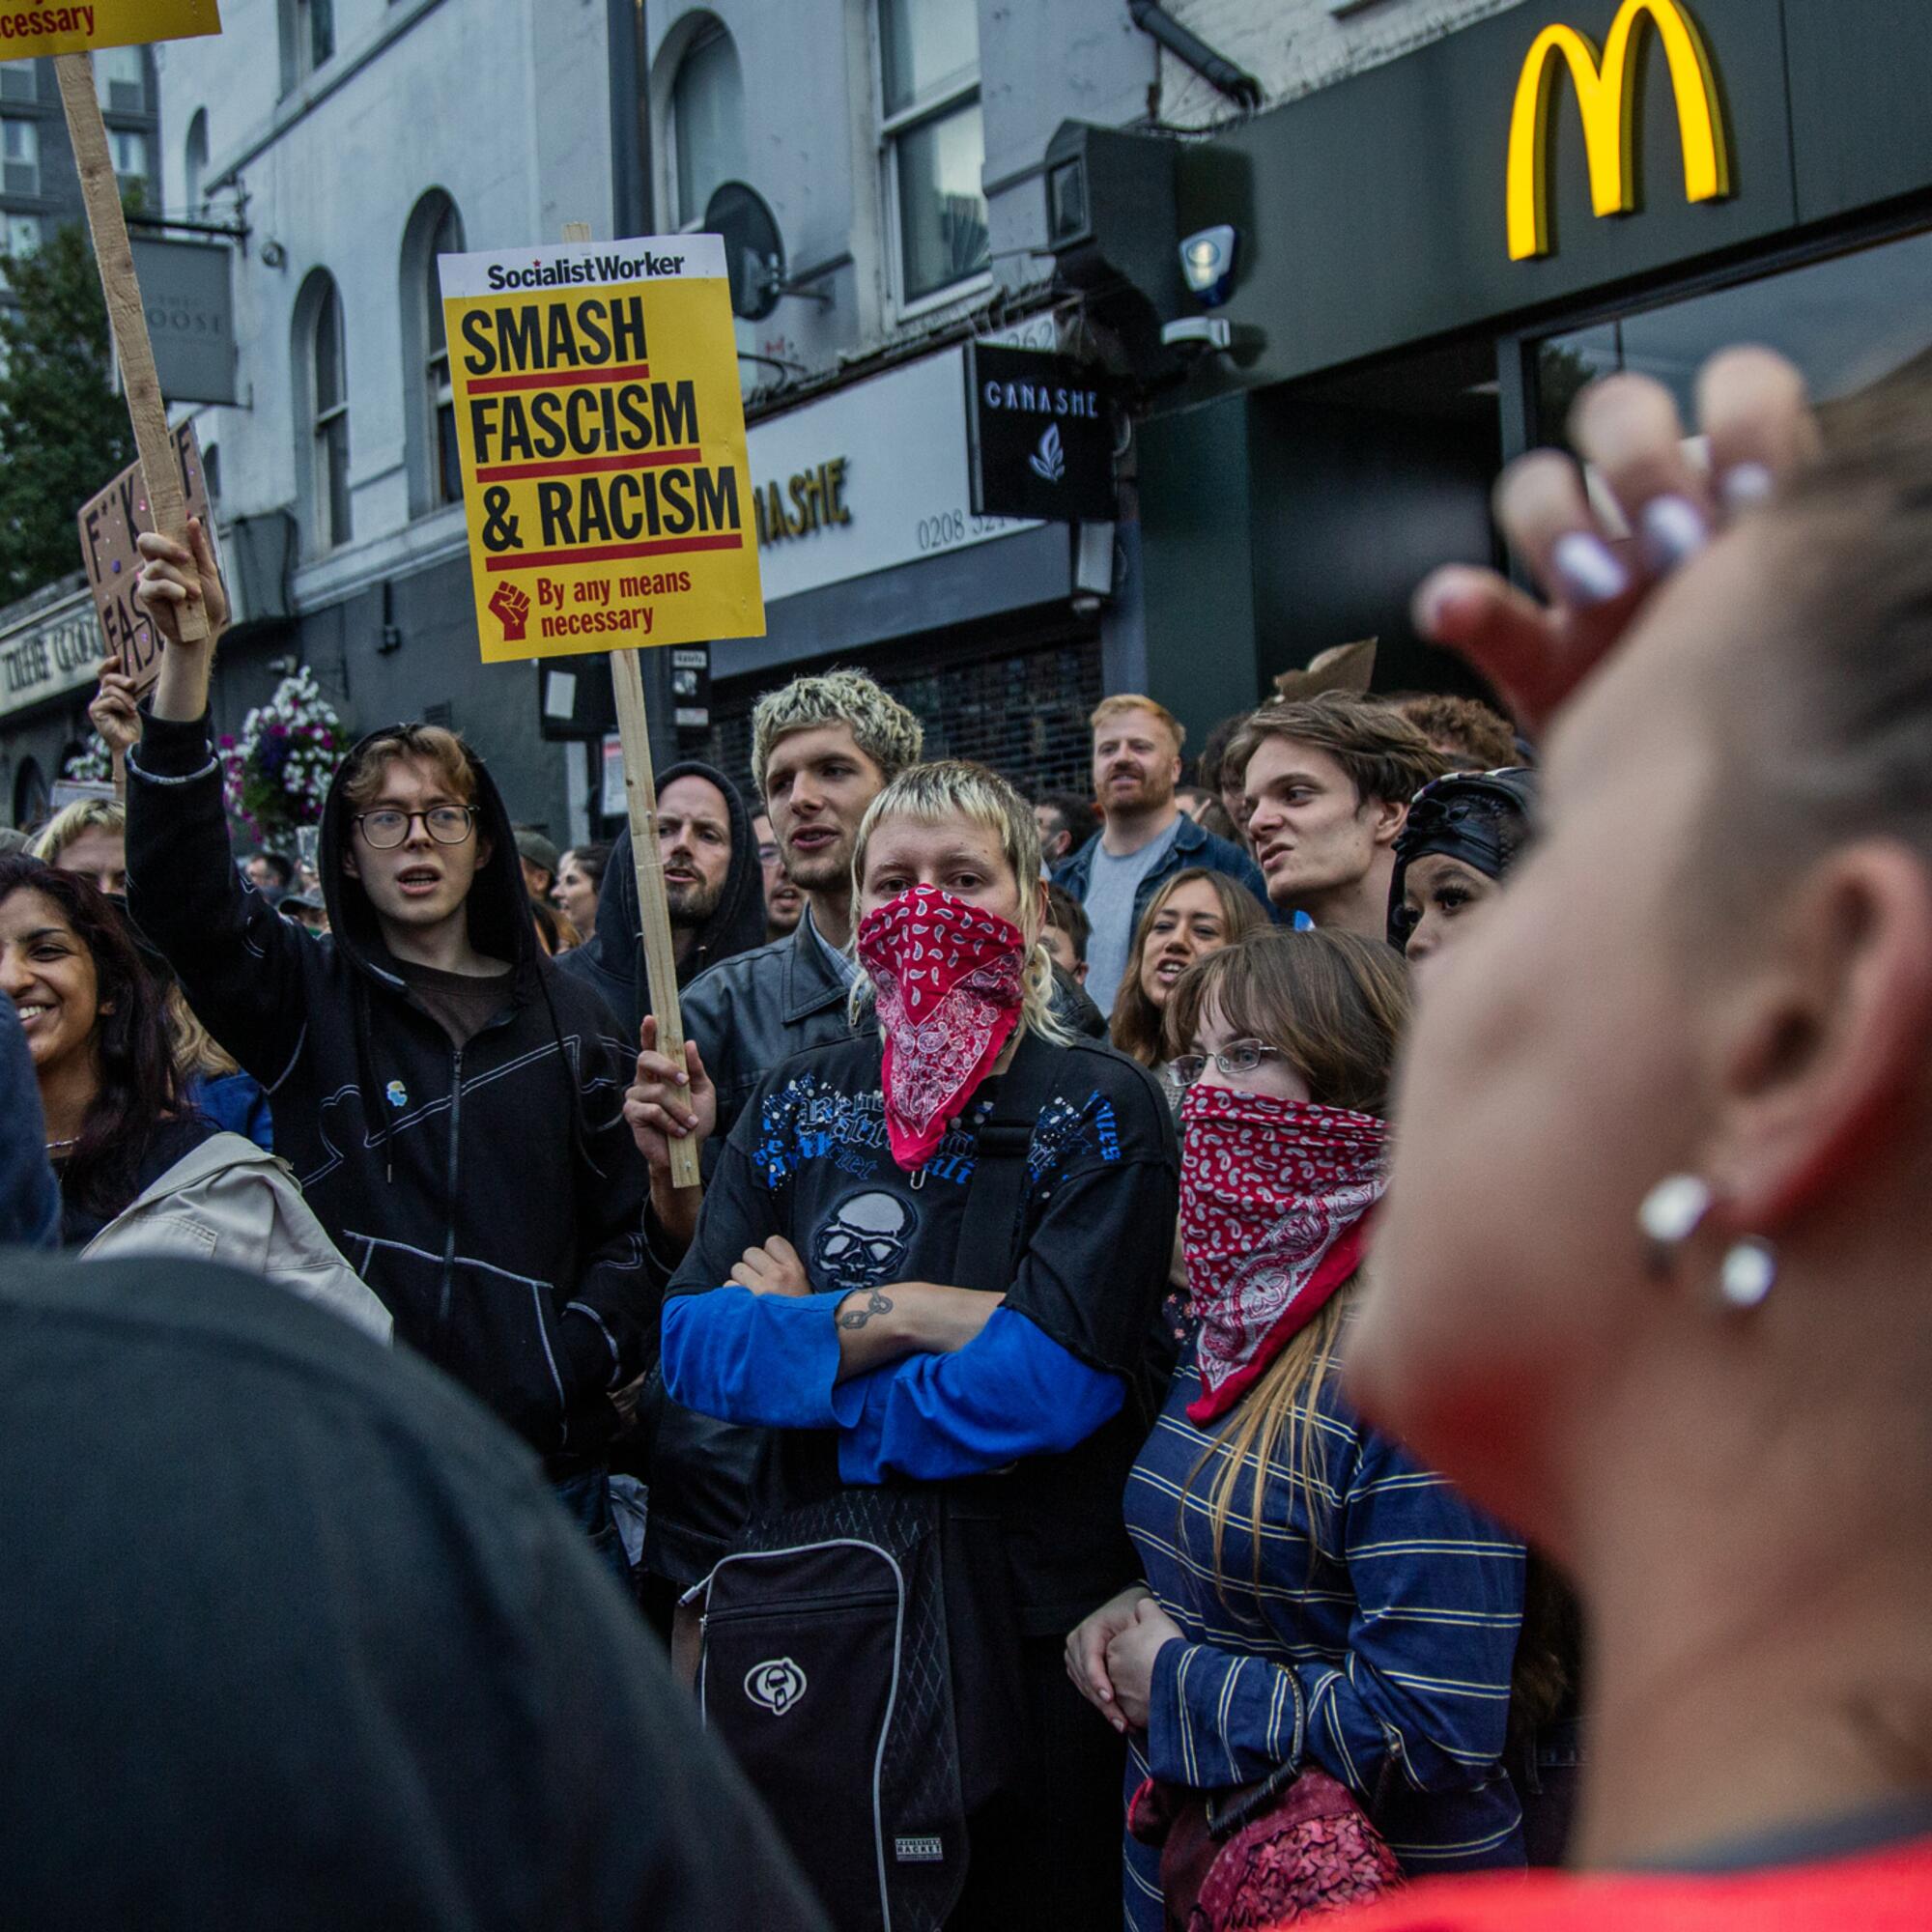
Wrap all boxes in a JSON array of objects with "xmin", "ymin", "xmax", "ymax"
[
  {"xmin": 1550, "ymin": 530, "xmax": 1630, "ymax": 607},
  {"xmin": 1720, "ymin": 462, "xmax": 1775, "ymax": 514},
  {"xmin": 1638, "ymin": 494, "xmax": 1708, "ymax": 574}
]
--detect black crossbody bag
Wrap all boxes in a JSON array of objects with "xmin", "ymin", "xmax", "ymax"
[{"xmin": 688, "ymin": 1032, "xmax": 1062, "ymax": 1932}]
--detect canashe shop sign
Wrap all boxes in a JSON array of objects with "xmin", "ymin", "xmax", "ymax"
[
  {"xmin": 1506, "ymin": 0, "xmax": 1730, "ymax": 262},
  {"xmin": 439, "ymin": 233, "xmax": 764, "ymax": 665},
  {"xmin": 0, "ymin": 0, "xmax": 219, "ymax": 55}
]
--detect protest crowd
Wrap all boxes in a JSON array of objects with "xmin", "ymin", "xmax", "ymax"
[{"xmin": 6, "ymin": 323, "xmax": 1932, "ymax": 1930}]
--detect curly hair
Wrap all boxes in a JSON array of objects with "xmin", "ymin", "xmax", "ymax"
[
  {"xmin": 0, "ymin": 856, "xmax": 182, "ymax": 1226},
  {"xmin": 751, "ymin": 669, "xmax": 924, "ymax": 800}
]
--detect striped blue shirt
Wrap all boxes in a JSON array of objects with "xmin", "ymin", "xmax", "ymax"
[{"xmin": 1122, "ymin": 1354, "xmax": 1526, "ymax": 1925}]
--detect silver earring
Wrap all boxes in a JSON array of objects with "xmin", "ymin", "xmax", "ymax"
[
  {"xmin": 1638, "ymin": 1174, "xmax": 1712, "ymax": 1274},
  {"xmin": 1719, "ymin": 1237, "xmax": 1777, "ymax": 1311}
]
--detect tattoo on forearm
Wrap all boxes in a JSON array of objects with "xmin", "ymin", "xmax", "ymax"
[{"xmin": 838, "ymin": 1289, "xmax": 895, "ymax": 1331}]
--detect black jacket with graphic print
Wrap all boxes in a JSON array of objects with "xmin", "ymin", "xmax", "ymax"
[{"xmin": 126, "ymin": 713, "xmax": 650, "ymax": 1463}]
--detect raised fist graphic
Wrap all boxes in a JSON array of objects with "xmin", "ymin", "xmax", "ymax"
[{"xmin": 489, "ymin": 582, "xmax": 531, "ymax": 642}]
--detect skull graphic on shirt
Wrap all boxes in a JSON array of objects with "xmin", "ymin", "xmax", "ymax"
[{"xmin": 812, "ymin": 1192, "xmax": 916, "ymax": 1292}]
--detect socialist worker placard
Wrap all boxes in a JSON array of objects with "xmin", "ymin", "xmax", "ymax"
[{"xmin": 438, "ymin": 234, "xmax": 765, "ymax": 665}]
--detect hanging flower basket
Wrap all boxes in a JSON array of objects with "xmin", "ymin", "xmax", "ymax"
[
  {"xmin": 61, "ymin": 734, "xmax": 113, "ymax": 784},
  {"xmin": 219, "ymin": 667, "xmax": 345, "ymax": 846}
]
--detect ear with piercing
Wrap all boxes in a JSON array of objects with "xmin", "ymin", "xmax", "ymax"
[{"xmin": 1638, "ymin": 1174, "xmax": 1777, "ymax": 1312}]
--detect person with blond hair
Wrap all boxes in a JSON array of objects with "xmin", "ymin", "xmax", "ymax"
[
  {"xmin": 124, "ymin": 521, "xmax": 649, "ymax": 1574},
  {"xmin": 1056, "ymin": 693, "xmax": 1268, "ymax": 1014},
  {"xmin": 29, "ymin": 796, "xmax": 127, "ymax": 897},
  {"xmin": 662, "ymin": 758, "xmax": 1178, "ymax": 1928},
  {"xmin": 1068, "ymin": 933, "xmax": 1525, "ymax": 1926}
]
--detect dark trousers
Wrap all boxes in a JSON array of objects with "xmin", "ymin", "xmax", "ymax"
[
  {"xmin": 951, "ymin": 1636, "xmax": 1125, "ymax": 1931},
  {"xmin": 550, "ymin": 1465, "xmax": 634, "ymax": 1594}
]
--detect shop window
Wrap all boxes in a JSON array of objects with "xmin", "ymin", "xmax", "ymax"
[
  {"xmin": 13, "ymin": 756, "xmax": 46, "ymax": 831},
  {"xmin": 185, "ymin": 109, "xmax": 208, "ymax": 217},
  {"xmin": 297, "ymin": 270, "xmax": 352, "ymax": 554},
  {"xmin": 669, "ymin": 20, "xmax": 748, "ymax": 229},
  {"xmin": 95, "ymin": 45, "xmax": 145, "ymax": 116},
  {"xmin": 1534, "ymin": 225, "xmax": 1932, "ymax": 444},
  {"xmin": 401, "ymin": 190, "xmax": 465, "ymax": 517},
  {"xmin": 879, "ymin": 0, "xmax": 989, "ymax": 309},
  {"xmin": 2, "ymin": 119, "xmax": 39, "ymax": 197}
]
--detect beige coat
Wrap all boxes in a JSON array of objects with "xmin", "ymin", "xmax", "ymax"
[{"xmin": 82, "ymin": 1132, "xmax": 391, "ymax": 1346}]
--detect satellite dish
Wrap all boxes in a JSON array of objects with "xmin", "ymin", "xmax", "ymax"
[{"xmin": 704, "ymin": 182, "xmax": 785, "ymax": 323}]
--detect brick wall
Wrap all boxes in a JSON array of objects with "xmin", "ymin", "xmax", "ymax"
[
  {"xmin": 1155, "ymin": 0, "xmax": 1529, "ymax": 124},
  {"xmin": 700, "ymin": 636, "xmax": 1105, "ymax": 810}
]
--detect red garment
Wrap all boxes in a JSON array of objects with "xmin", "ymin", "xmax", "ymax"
[
  {"xmin": 1309, "ymin": 1837, "xmax": 1932, "ymax": 1932},
  {"xmin": 1179, "ymin": 1086, "xmax": 1386, "ymax": 1425},
  {"xmin": 855, "ymin": 884, "xmax": 1027, "ymax": 1172}
]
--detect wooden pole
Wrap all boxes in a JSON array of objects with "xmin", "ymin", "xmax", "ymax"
[
  {"xmin": 54, "ymin": 53, "xmax": 208, "ymax": 648},
  {"xmin": 559, "ymin": 221, "xmax": 700, "ymax": 1190}
]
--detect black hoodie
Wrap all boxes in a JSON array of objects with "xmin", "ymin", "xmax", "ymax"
[
  {"xmin": 558, "ymin": 757, "xmax": 766, "ymax": 1038},
  {"xmin": 126, "ymin": 713, "xmax": 650, "ymax": 1463}
]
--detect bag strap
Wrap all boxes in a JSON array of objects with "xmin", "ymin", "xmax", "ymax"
[{"xmin": 950, "ymin": 1026, "xmax": 1062, "ymax": 1295}]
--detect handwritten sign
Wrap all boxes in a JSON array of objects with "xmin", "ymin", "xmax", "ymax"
[
  {"xmin": 438, "ymin": 233, "xmax": 764, "ymax": 665},
  {"xmin": 77, "ymin": 420, "xmax": 212, "ymax": 692}
]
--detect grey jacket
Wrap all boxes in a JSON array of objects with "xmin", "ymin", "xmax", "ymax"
[
  {"xmin": 82, "ymin": 1132, "xmax": 393, "ymax": 1346},
  {"xmin": 680, "ymin": 907, "xmax": 853, "ymax": 1144}
]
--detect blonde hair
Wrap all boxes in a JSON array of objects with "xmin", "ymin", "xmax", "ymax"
[
  {"xmin": 751, "ymin": 668, "xmax": 924, "ymax": 800},
  {"xmin": 31, "ymin": 797, "xmax": 124, "ymax": 865},
  {"xmin": 1091, "ymin": 693, "xmax": 1184, "ymax": 752},
  {"xmin": 168, "ymin": 984, "xmax": 239, "ymax": 1080},
  {"xmin": 1109, "ymin": 867, "xmax": 1267, "ymax": 1066},
  {"xmin": 848, "ymin": 759, "xmax": 1071, "ymax": 1047},
  {"xmin": 340, "ymin": 725, "xmax": 477, "ymax": 813}
]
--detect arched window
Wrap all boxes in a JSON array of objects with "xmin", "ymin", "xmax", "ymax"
[
  {"xmin": 669, "ymin": 20, "xmax": 747, "ymax": 228},
  {"xmin": 295, "ymin": 270, "xmax": 351, "ymax": 554},
  {"xmin": 184, "ymin": 109, "xmax": 208, "ymax": 217},
  {"xmin": 400, "ymin": 189, "xmax": 465, "ymax": 518}
]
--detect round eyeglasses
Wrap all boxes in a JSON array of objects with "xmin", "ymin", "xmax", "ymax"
[
  {"xmin": 1167, "ymin": 1039, "xmax": 1292, "ymax": 1087},
  {"xmin": 353, "ymin": 806, "xmax": 478, "ymax": 850}
]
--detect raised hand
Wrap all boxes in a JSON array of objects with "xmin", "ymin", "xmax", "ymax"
[
  {"xmin": 88, "ymin": 666, "xmax": 143, "ymax": 757},
  {"xmin": 134, "ymin": 517, "xmax": 229, "ymax": 650},
  {"xmin": 1413, "ymin": 347, "xmax": 1821, "ymax": 738}
]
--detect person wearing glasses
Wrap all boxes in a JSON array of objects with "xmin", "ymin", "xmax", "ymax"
[
  {"xmin": 1065, "ymin": 930, "xmax": 1528, "ymax": 1925},
  {"xmin": 121, "ymin": 521, "xmax": 650, "ymax": 1576}
]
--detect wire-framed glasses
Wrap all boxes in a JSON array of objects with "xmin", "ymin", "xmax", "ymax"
[{"xmin": 1167, "ymin": 1039, "xmax": 1292, "ymax": 1087}]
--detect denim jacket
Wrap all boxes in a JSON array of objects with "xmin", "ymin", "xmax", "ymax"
[{"xmin": 1052, "ymin": 812, "xmax": 1275, "ymax": 933}]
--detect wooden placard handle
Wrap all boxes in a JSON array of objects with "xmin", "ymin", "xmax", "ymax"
[
  {"xmin": 55, "ymin": 53, "xmax": 208, "ymax": 648},
  {"xmin": 556, "ymin": 221, "xmax": 700, "ymax": 1192}
]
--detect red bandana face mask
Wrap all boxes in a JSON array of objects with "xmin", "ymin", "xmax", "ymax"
[
  {"xmin": 1179, "ymin": 1083, "xmax": 1388, "ymax": 1425},
  {"xmin": 857, "ymin": 884, "xmax": 1028, "ymax": 1172}
]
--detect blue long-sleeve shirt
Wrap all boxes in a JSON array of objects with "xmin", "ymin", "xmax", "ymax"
[
  {"xmin": 663, "ymin": 1289, "xmax": 1122, "ymax": 1484},
  {"xmin": 1122, "ymin": 1353, "xmax": 1524, "ymax": 1923}
]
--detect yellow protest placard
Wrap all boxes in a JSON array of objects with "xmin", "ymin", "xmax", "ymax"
[
  {"xmin": 0, "ymin": 0, "xmax": 220, "ymax": 58},
  {"xmin": 438, "ymin": 234, "xmax": 765, "ymax": 666}
]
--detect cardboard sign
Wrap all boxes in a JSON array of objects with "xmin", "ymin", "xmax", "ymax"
[
  {"xmin": 77, "ymin": 419, "xmax": 212, "ymax": 692},
  {"xmin": 0, "ymin": 0, "xmax": 220, "ymax": 58},
  {"xmin": 438, "ymin": 233, "xmax": 765, "ymax": 665}
]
